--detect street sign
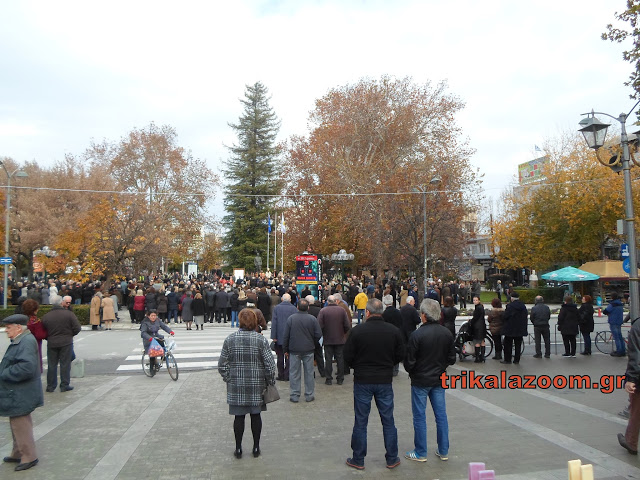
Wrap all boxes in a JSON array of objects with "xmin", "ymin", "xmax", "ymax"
[
  {"xmin": 621, "ymin": 243, "xmax": 630, "ymax": 258},
  {"xmin": 0, "ymin": 257, "xmax": 12, "ymax": 265},
  {"xmin": 623, "ymin": 257, "xmax": 631, "ymax": 274}
]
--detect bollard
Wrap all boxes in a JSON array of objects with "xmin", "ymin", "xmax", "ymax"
[
  {"xmin": 581, "ymin": 464, "xmax": 593, "ymax": 479},
  {"xmin": 568, "ymin": 459, "xmax": 594, "ymax": 480},
  {"xmin": 477, "ymin": 471, "xmax": 495, "ymax": 480},
  {"xmin": 468, "ymin": 462, "xmax": 486, "ymax": 480},
  {"xmin": 70, "ymin": 358, "xmax": 85, "ymax": 378}
]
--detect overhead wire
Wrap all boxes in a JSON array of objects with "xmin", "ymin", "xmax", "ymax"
[{"xmin": 0, "ymin": 174, "xmax": 633, "ymax": 198}]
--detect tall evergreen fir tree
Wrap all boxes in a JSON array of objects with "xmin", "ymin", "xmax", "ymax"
[{"xmin": 223, "ymin": 82, "xmax": 282, "ymax": 271}]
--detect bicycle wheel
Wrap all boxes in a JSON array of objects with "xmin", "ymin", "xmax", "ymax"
[
  {"xmin": 141, "ymin": 352, "xmax": 153, "ymax": 377},
  {"xmin": 595, "ymin": 331, "xmax": 614, "ymax": 354},
  {"xmin": 483, "ymin": 334, "xmax": 494, "ymax": 359},
  {"xmin": 165, "ymin": 352, "xmax": 179, "ymax": 381}
]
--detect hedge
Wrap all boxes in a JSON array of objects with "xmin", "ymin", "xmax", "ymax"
[
  {"xmin": 513, "ymin": 287, "xmax": 565, "ymax": 304},
  {"xmin": 0, "ymin": 305, "xmax": 91, "ymax": 325}
]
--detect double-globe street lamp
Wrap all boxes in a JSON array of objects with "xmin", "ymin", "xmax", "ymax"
[
  {"xmin": 578, "ymin": 103, "xmax": 640, "ymax": 322},
  {"xmin": 0, "ymin": 161, "xmax": 28, "ymax": 309},
  {"xmin": 331, "ymin": 249, "xmax": 354, "ymax": 282},
  {"xmin": 413, "ymin": 176, "xmax": 442, "ymax": 298}
]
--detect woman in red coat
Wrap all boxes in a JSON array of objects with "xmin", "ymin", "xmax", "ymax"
[
  {"xmin": 133, "ymin": 290, "xmax": 146, "ymax": 324},
  {"xmin": 23, "ymin": 299, "xmax": 46, "ymax": 372}
]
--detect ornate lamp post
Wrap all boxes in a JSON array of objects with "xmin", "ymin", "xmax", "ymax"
[
  {"xmin": 331, "ymin": 249, "xmax": 354, "ymax": 282},
  {"xmin": 579, "ymin": 105, "xmax": 640, "ymax": 321},
  {"xmin": 0, "ymin": 162, "xmax": 28, "ymax": 309}
]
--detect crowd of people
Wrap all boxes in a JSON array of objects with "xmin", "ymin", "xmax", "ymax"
[
  {"xmin": 217, "ymin": 295, "xmax": 455, "ymax": 468},
  {"xmin": 4, "ymin": 269, "xmax": 640, "ymax": 471}
]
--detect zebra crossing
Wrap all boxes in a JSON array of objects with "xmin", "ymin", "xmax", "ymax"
[{"xmin": 115, "ymin": 324, "xmax": 275, "ymax": 373}]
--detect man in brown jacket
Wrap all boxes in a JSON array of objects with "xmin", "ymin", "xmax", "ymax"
[{"xmin": 317, "ymin": 295, "xmax": 350, "ymax": 385}]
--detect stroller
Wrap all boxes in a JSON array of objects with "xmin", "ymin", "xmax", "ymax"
[{"xmin": 454, "ymin": 320, "xmax": 494, "ymax": 362}]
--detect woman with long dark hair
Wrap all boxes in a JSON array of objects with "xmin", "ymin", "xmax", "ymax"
[
  {"xmin": 469, "ymin": 296, "xmax": 486, "ymax": 363},
  {"xmin": 558, "ymin": 295, "xmax": 579, "ymax": 357},
  {"xmin": 578, "ymin": 295, "xmax": 594, "ymax": 355},
  {"xmin": 191, "ymin": 292, "xmax": 205, "ymax": 331},
  {"xmin": 441, "ymin": 296, "xmax": 458, "ymax": 336}
]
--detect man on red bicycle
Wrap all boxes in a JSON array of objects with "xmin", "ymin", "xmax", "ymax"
[{"xmin": 140, "ymin": 309, "xmax": 174, "ymax": 375}]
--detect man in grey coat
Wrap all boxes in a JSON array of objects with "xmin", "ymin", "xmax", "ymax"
[
  {"xmin": 530, "ymin": 295, "xmax": 551, "ymax": 358},
  {"xmin": 271, "ymin": 293, "xmax": 298, "ymax": 381},
  {"xmin": 0, "ymin": 314, "xmax": 43, "ymax": 471},
  {"xmin": 283, "ymin": 299, "xmax": 322, "ymax": 403}
]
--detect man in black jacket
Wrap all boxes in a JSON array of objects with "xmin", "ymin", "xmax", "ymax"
[
  {"xmin": 343, "ymin": 298, "xmax": 405, "ymax": 471},
  {"xmin": 400, "ymin": 296, "xmax": 421, "ymax": 340},
  {"xmin": 215, "ymin": 287, "xmax": 228, "ymax": 323},
  {"xmin": 404, "ymin": 298, "xmax": 455, "ymax": 462},
  {"xmin": 41, "ymin": 295, "xmax": 81, "ymax": 392},
  {"xmin": 501, "ymin": 291, "xmax": 528, "ymax": 364},
  {"xmin": 204, "ymin": 285, "xmax": 215, "ymax": 323}
]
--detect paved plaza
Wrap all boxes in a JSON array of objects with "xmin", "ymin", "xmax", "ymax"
[{"xmin": 1, "ymin": 320, "xmax": 640, "ymax": 480}]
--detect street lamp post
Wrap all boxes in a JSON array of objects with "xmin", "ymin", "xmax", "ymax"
[
  {"xmin": 0, "ymin": 162, "xmax": 28, "ymax": 309},
  {"xmin": 413, "ymin": 177, "xmax": 441, "ymax": 298},
  {"xmin": 579, "ymin": 105, "xmax": 640, "ymax": 322}
]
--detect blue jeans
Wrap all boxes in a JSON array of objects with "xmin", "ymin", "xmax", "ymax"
[
  {"xmin": 611, "ymin": 324, "xmax": 626, "ymax": 354},
  {"xmin": 289, "ymin": 352, "xmax": 315, "ymax": 400},
  {"xmin": 411, "ymin": 385, "xmax": 449, "ymax": 457},
  {"xmin": 357, "ymin": 309, "xmax": 365, "ymax": 324},
  {"xmin": 231, "ymin": 310, "xmax": 239, "ymax": 328},
  {"xmin": 351, "ymin": 383, "xmax": 399, "ymax": 466},
  {"xmin": 168, "ymin": 309, "xmax": 178, "ymax": 324}
]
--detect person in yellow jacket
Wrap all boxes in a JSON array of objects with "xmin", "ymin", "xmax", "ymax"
[{"xmin": 354, "ymin": 289, "xmax": 369, "ymax": 324}]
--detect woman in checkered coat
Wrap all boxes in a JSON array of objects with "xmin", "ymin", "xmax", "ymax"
[{"xmin": 218, "ymin": 308, "xmax": 276, "ymax": 459}]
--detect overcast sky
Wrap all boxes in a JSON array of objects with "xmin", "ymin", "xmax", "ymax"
[{"xmin": 0, "ymin": 0, "xmax": 633, "ymax": 218}]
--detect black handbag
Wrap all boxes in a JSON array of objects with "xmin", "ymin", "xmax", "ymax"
[{"xmin": 269, "ymin": 340, "xmax": 276, "ymax": 352}]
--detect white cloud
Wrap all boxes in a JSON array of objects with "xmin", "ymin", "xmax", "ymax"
[
  {"xmin": 0, "ymin": 0, "xmax": 636, "ymax": 210},
  {"xmin": 0, "ymin": 122, "xmax": 41, "ymax": 137}
]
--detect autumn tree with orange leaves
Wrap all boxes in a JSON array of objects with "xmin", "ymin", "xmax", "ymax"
[
  {"xmin": 492, "ymin": 133, "xmax": 636, "ymax": 271},
  {"xmin": 1, "ymin": 124, "xmax": 219, "ymax": 282},
  {"xmin": 0, "ymin": 156, "xmax": 113, "ymax": 280},
  {"xmin": 282, "ymin": 76, "xmax": 481, "ymax": 285},
  {"xmin": 73, "ymin": 122, "xmax": 218, "ymax": 277},
  {"xmin": 47, "ymin": 198, "xmax": 169, "ymax": 280}
]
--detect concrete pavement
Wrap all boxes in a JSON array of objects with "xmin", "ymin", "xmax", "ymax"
[{"xmin": 1, "ymin": 335, "xmax": 639, "ymax": 479}]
